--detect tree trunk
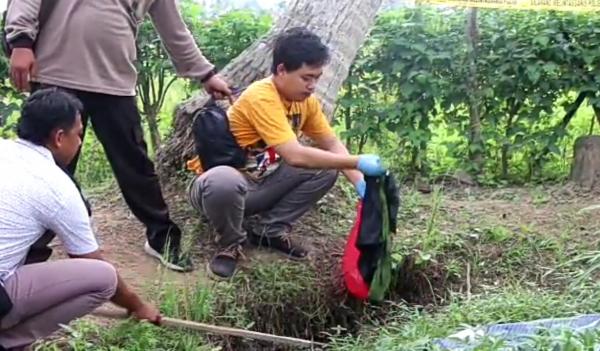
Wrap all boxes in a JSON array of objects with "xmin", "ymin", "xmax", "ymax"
[
  {"xmin": 570, "ymin": 136, "xmax": 600, "ymax": 189},
  {"xmin": 344, "ymin": 108, "xmax": 353, "ymax": 151},
  {"xmin": 593, "ymin": 105, "xmax": 600, "ymax": 127},
  {"xmin": 465, "ymin": 8, "xmax": 484, "ymax": 174},
  {"xmin": 501, "ymin": 114, "xmax": 514, "ymax": 180},
  {"xmin": 501, "ymin": 101, "xmax": 520, "ymax": 180},
  {"xmin": 146, "ymin": 109, "xmax": 162, "ymax": 155},
  {"xmin": 343, "ymin": 66, "xmax": 355, "ymax": 151},
  {"xmin": 358, "ymin": 134, "xmax": 368, "ymax": 154},
  {"xmin": 531, "ymin": 91, "xmax": 588, "ymax": 175},
  {"xmin": 157, "ymin": 0, "xmax": 384, "ymax": 176}
]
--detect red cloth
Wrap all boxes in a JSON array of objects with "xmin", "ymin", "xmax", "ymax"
[{"xmin": 342, "ymin": 201, "xmax": 369, "ymax": 300}]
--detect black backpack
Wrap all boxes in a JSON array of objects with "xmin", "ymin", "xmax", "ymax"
[
  {"xmin": 1, "ymin": 0, "xmax": 57, "ymax": 58},
  {"xmin": 192, "ymin": 98, "xmax": 246, "ymax": 171}
]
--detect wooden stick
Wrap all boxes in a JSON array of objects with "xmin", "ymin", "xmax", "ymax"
[
  {"xmin": 466, "ymin": 262, "xmax": 472, "ymax": 301},
  {"xmin": 92, "ymin": 308, "xmax": 325, "ymax": 349}
]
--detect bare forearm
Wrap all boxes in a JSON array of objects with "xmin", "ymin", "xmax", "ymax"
[
  {"xmin": 110, "ymin": 274, "xmax": 144, "ymax": 311},
  {"xmin": 287, "ymin": 145, "xmax": 359, "ymax": 170},
  {"xmin": 321, "ymin": 138, "xmax": 364, "ymax": 185},
  {"xmin": 149, "ymin": 0, "xmax": 214, "ymax": 80}
]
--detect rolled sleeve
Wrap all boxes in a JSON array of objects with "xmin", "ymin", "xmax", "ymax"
[
  {"xmin": 4, "ymin": 0, "xmax": 41, "ymax": 49},
  {"xmin": 48, "ymin": 188, "xmax": 99, "ymax": 256}
]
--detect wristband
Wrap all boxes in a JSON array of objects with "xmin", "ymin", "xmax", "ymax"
[{"xmin": 200, "ymin": 69, "xmax": 217, "ymax": 84}]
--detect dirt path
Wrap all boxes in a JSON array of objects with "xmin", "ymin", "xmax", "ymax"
[
  {"xmin": 93, "ymin": 200, "xmax": 194, "ymax": 291},
  {"xmin": 57, "ymin": 184, "xmax": 600, "ymax": 293},
  {"xmin": 50, "ymin": 193, "xmax": 201, "ymax": 296},
  {"xmin": 63, "ymin": 185, "xmax": 320, "ymax": 293},
  {"xmin": 40, "ymin": 183, "xmax": 600, "ymax": 348}
]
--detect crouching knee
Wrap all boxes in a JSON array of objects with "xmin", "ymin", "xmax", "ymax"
[
  {"xmin": 194, "ymin": 166, "xmax": 248, "ymax": 210},
  {"xmin": 83, "ymin": 259, "xmax": 118, "ymax": 301},
  {"xmin": 321, "ymin": 169, "xmax": 339, "ymax": 190}
]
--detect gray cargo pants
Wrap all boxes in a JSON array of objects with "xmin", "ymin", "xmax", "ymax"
[
  {"xmin": 0, "ymin": 259, "xmax": 117, "ymax": 350},
  {"xmin": 188, "ymin": 163, "xmax": 338, "ymax": 248}
]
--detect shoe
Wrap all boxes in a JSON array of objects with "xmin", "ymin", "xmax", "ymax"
[
  {"xmin": 144, "ymin": 241, "xmax": 193, "ymax": 272},
  {"xmin": 248, "ymin": 232, "xmax": 308, "ymax": 260},
  {"xmin": 208, "ymin": 244, "xmax": 245, "ymax": 280}
]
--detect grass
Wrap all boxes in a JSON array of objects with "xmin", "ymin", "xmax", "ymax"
[
  {"xmin": 330, "ymin": 282, "xmax": 600, "ymax": 350},
  {"xmin": 326, "ymin": 184, "xmax": 600, "ymax": 350},
  {"xmin": 37, "ymin": 182, "xmax": 600, "ymax": 350},
  {"xmin": 54, "ymin": 282, "xmax": 600, "ymax": 350},
  {"xmin": 27, "ymin": 80, "xmax": 600, "ymax": 350},
  {"xmin": 36, "ymin": 320, "xmax": 210, "ymax": 351}
]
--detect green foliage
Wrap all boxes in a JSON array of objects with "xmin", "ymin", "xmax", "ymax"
[
  {"xmin": 5, "ymin": 7, "xmax": 600, "ymax": 187},
  {"xmin": 35, "ymin": 320, "xmax": 210, "ymax": 351},
  {"xmin": 0, "ymin": 57, "xmax": 22, "ymax": 137},
  {"xmin": 337, "ymin": 8, "xmax": 600, "ymax": 183},
  {"xmin": 136, "ymin": 2, "xmax": 272, "ymax": 154},
  {"xmin": 331, "ymin": 283, "xmax": 600, "ymax": 351},
  {"xmin": 193, "ymin": 9, "xmax": 273, "ymax": 70},
  {"xmin": 75, "ymin": 130, "xmax": 115, "ymax": 190},
  {"xmin": 38, "ymin": 184, "xmax": 600, "ymax": 350},
  {"xmin": 0, "ymin": 4, "xmax": 272, "ymax": 189}
]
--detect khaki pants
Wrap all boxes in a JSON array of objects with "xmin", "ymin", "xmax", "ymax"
[
  {"xmin": 188, "ymin": 163, "xmax": 338, "ymax": 247},
  {"xmin": 0, "ymin": 259, "xmax": 117, "ymax": 350}
]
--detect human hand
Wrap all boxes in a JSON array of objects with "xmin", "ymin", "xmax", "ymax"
[
  {"xmin": 10, "ymin": 48, "xmax": 37, "ymax": 92},
  {"xmin": 129, "ymin": 302, "xmax": 161, "ymax": 325},
  {"xmin": 355, "ymin": 178, "xmax": 366, "ymax": 199},
  {"xmin": 357, "ymin": 154, "xmax": 385, "ymax": 176},
  {"xmin": 203, "ymin": 74, "xmax": 233, "ymax": 104}
]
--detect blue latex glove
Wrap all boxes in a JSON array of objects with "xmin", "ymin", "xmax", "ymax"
[
  {"xmin": 357, "ymin": 154, "xmax": 386, "ymax": 176},
  {"xmin": 355, "ymin": 179, "xmax": 366, "ymax": 199}
]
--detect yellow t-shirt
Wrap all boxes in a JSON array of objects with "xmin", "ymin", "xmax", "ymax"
[{"xmin": 227, "ymin": 77, "xmax": 334, "ymax": 179}]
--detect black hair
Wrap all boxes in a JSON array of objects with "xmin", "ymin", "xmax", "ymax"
[
  {"xmin": 17, "ymin": 88, "xmax": 83, "ymax": 145},
  {"xmin": 271, "ymin": 27, "xmax": 330, "ymax": 74}
]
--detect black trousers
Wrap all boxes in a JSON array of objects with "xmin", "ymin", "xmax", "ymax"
[{"xmin": 28, "ymin": 84, "xmax": 181, "ymax": 261}]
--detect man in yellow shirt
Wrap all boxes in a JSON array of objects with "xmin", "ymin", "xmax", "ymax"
[{"xmin": 188, "ymin": 27, "xmax": 386, "ymax": 279}]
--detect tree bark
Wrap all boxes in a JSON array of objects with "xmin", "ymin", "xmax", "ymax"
[
  {"xmin": 570, "ymin": 136, "xmax": 600, "ymax": 189},
  {"xmin": 157, "ymin": 0, "xmax": 384, "ymax": 176},
  {"xmin": 593, "ymin": 105, "xmax": 600, "ymax": 127}
]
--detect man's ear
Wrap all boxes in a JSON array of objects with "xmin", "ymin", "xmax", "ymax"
[
  {"xmin": 276, "ymin": 63, "xmax": 287, "ymax": 76},
  {"xmin": 48, "ymin": 128, "xmax": 64, "ymax": 149}
]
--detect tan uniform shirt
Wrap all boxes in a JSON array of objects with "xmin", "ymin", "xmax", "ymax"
[{"xmin": 5, "ymin": 0, "xmax": 214, "ymax": 96}]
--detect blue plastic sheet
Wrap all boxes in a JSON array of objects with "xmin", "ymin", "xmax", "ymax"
[{"xmin": 435, "ymin": 314, "xmax": 600, "ymax": 350}]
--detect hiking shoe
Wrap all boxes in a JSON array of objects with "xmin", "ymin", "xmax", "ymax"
[
  {"xmin": 144, "ymin": 241, "xmax": 193, "ymax": 272},
  {"xmin": 248, "ymin": 232, "xmax": 308, "ymax": 260},
  {"xmin": 208, "ymin": 244, "xmax": 245, "ymax": 280}
]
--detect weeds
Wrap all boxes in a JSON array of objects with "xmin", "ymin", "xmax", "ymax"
[
  {"xmin": 334, "ymin": 283, "xmax": 600, "ymax": 350},
  {"xmin": 39, "ymin": 183, "xmax": 600, "ymax": 351},
  {"xmin": 35, "ymin": 320, "xmax": 209, "ymax": 351},
  {"xmin": 423, "ymin": 186, "xmax": 445, "ymax": 253}
]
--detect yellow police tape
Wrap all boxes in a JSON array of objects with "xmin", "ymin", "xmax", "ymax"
[{"xmin": 417, "ymin": 0, "xmax": 600, "ymax": 11}]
